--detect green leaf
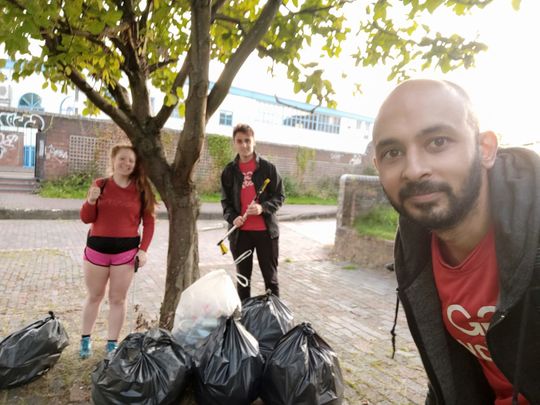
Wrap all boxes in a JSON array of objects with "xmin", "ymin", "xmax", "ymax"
[
  {"xmin": 512, "ymin": 0, "xmax": 521, "ymax": 11},
  {"xmin": 164, "ymin": 93, "xmax": 178, "ymax": 107}
]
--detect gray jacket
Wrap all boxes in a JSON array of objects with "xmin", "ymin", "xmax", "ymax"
[{"xmin": 394, "ymin": 148, "xmax": 540, "ymax": 404}]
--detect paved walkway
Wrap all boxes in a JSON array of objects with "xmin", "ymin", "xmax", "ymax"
[{"xmin": 0, "ymin": 196, "xmax": 427, "ymax": 404}]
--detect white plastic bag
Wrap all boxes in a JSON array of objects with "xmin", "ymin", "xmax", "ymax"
[
  {"xmin": 172, "ymin": 269, "xmax": 242, "ymax": 349},
  {"xmin": 179, "ymin": 269, "xmax": 241, "ymax": 320}
]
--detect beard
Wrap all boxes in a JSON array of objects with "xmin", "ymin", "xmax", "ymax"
[{"xmin": 385, "ymin": 152, "xmax": 483, "ymax": 231}]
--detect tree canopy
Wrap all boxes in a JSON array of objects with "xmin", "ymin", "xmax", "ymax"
[{"xmin": 0, "ymin": 0, "xmax": 520, "ymax": 328}]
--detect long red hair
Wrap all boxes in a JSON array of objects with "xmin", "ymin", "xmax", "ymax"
[{"xmin": 109, "ymin": 144, "xmax": 157, "ymax": 216}]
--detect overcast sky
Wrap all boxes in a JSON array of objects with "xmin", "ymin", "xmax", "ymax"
[{"xmin": 225, "ymin": 0, "xmax": 540, "ymax": 147}]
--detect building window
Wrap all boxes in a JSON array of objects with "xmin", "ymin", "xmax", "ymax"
[
  {"xmin": 219, "ymin": 111, "xmax": 233, "ymax": 126},
  {"xmin": 18, "ymin": 93, "xmax": 44, "ymax": 111},
  {"xmin": 283, "ymin": 113, "xmax": 340, "ymax": 134}
]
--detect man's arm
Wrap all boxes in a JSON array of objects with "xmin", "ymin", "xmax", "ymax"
[
  {"xmin": 220, "ymin": 165, "xmax": 240, "ymax": 224},
  {"xmin": 260, "ymin": 164, "xmax": 285, "ymax": 214}
]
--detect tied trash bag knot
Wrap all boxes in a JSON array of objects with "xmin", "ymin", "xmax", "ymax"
[
  {"xmin": 0, "ymin": 312, "xmax": 70, "ymax": 389},
  {"xmin": 240, "ymin": 290, "xmax": 294, "ymax": 360}
]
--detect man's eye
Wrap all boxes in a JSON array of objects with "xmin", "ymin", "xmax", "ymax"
[
  {"xmin": 430, "ymin": 137, "xmax": 448, "ymax": 148},
  {"xmin": 382, "ymin": 149, "xmax": 402, "ymax": 160}
]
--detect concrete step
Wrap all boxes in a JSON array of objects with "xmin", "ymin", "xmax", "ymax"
[{"xmin": 0, "ymin": 177, "xmax": 39, "ymax": 193}]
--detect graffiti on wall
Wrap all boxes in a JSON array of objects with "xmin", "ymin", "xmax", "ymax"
[
  {"xmin": 45, "ymin": 144, "xmax": 68, "ymax": 163},
  {"xmin": 0, "ymin": 132, "xmax": 18, "ymax": 159},
  {"xmin": 0, "ymin": 112, "xmax": 45, "ymax": 130}
]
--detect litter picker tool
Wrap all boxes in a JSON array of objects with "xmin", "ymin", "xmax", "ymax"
[{"xmin": 217, "ymin": 178, "xmax": 270, "ymax": 254}]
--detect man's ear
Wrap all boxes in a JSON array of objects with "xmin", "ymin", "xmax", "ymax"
[
  {"xmin": 479, "ymin": 131, "xmax": 498, "ymax": 169},
  {"xmin": 373, "ymin": 156, "xmax": 379, "ymax": 172}
]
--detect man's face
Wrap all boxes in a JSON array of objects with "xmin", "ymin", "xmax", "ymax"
[
  {"xmin": 373, "ymin": 81, "xmax": 484, "ymax": 231},
  {"xmin": 234, "ymin": 130, "xmax": 255, "ymax": 162}
]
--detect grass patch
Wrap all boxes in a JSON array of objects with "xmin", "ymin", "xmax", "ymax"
[
  {"xmin": 342, "ymin": 264, "xmax": 358, "ymax": 270},
  {"xmin": 200, "ymin": 193, "xmax": 221, "ymax": 203},
  {"xmin": 285, "ymin": 195, "xmax": 337, "ymax": 205},
  {"xmin": 40, "ymin": 180, "xmax": 337, "ymax": 206},
  {"xmin": 39, "ymin": 172, "xmax": 94, "ymax": 199},
  {"xmin": 200, "ymin": 193, "xmax": 336, "ymax": 205},
  {"xmin": 354, "ymin": 206, "xmax": 398, "ymax": 241}
]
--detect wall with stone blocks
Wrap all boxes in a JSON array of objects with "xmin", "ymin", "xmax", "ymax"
[{"xmin": 334, "ymin": 174, "xmax": 395, "ymax": 268}]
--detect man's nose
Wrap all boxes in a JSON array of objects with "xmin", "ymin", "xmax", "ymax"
[{"xmin": 402, "ymin": 150, "xmax": 431, "ymax": 181}]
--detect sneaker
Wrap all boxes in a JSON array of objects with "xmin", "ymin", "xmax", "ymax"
[
  {"xmin": 79, "ymin": 337, "xmax": 92, "ymax": 359},
  {"xmin": 106, "ymin": 341, "xmax": 118, "ymax": 354}
]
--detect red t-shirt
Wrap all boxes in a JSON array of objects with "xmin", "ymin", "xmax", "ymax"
[
  {"xmin": 432, "ymin": 228, "xmax": 528, "ymax": 405},
  {"xmin": 238, "ymin": 158, "xmax": 266, "ymax": 231},
  {"xmin": 80, "ymin": 177, "xmax": 155, "ymax": 251}
]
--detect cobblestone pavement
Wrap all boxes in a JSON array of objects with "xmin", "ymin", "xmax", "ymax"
[{"xmin": 0, "ymin": 218, "xmax": 428, "ymax": 404}]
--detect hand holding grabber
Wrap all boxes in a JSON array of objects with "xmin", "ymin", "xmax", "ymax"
[{"xmin": 217, "ymin": 178, "xmax": 270, "ymax": 254}]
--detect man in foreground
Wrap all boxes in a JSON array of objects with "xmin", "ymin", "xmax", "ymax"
[{"xmin": 372, "ymin": 79, "xmax": 539, "ymax": 404}]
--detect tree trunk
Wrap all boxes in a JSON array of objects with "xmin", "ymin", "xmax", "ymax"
[{"xmin": 159, "ymin": 189, "xmax": 200, "ymax": 330}]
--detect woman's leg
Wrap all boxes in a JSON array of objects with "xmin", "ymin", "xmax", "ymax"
[
  {"xmin": 81, "ymin": 261, "xmax": 110, "ymax": 335},
  {"xmin": 107, "ymin": 264, "xmax": 135, "ymax": 341}
]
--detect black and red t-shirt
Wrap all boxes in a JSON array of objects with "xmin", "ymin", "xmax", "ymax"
[
  {"xmin": 432, "ymin": 228, "xmax": 528, "ymax": 405},
  {"xmin": 238, "ymin": 158, "xmax": 266, "ymax": 231}
]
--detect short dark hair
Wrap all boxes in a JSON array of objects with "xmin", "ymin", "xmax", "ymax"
[{"xmin": 233, "ymin": 123, "xmax": 254, "ymax": 139}]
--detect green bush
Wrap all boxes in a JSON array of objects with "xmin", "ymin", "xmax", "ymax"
[
  {"xmin": 39, "ymin": 171, "xmax": 96, "ymax": 199},
  {"xmin": 354, "ymin": 205, "xmax": 398, "ymax": 240},
  {"xmin": 281, "ymin": 175, "xmax": 338, "ymax": 204},
  {"xmin": 39, "ymin": 172, "xmax": 338, "ymax": 205},
  {"xmin": 283, "ymin": 175, "xmax": 301, "ymax": 198}
]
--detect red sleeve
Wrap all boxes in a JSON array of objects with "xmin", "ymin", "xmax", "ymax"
[
  {"xmin": 139, "ymin": 210, "xmax": 155, "ymax": 251},
  {"xmin": 80, "ymin": 201, "xmax": 97, "ymax": 223},
  {"xmin": 79, "ymin": 178, "xmax": 102, "ymax": 224}
]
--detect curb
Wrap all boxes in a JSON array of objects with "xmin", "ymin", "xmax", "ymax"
[{"xmin": 0, "ymin": 208, "xmax": 337, "ymax": 221}]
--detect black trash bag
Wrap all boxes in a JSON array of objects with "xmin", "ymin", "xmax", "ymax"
[
  {"xmin": 194, "ymin": 315, "xmax": 264, "ymax": 405},
  {"xmin": 241, "ymin": 289, "xmax": 294, "ymax": 359},
  {"xmin": 91, "ymin": 328, "xmax": 191, "ymax": 405},
  {"xmin": 260, "ymin": 322, "xmax": 344, "ymax": 405},
  {"xmin": 0, "ymin": 311, "xmax": 69, "ymax": 389}
]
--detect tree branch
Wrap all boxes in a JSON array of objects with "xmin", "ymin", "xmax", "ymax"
[
  {"xmin": 107, "ymin": 81, "xmax": 132, "ymax": 112},
  {"xmin": 172, "ymin": 0, "xmax": 211, "ymax": 181},
  {"xmin": 151, "ymin": 0, "xmax": 227, "ymax": 130},
  {"xmin": 148, "ymin": 58, "xmax": 179, "ymax": 73},
  {"xmin": 152, "ymin": 50, "xmax": 191, "ymax": 130},
  {"xmin": 207, "ymin": 0, "xmax": 282, "ymax": 120},
  {"xmin": 66, "ymin": 67, "xmax": 133, "ymax": 129},
  {"xmin": 287, "ymin": 0, "xmax": 354, "ymax": 16}
]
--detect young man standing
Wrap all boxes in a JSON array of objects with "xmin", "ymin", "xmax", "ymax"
[
  {"xmin": 220, "ymin": 123, "xmax": 285, "ymax": 300},
  {"xmin": 372, "ymin": 79, "xmax": 539, "ymax": 404}
]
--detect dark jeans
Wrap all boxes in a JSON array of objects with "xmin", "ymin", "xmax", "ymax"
[{"xmin": 230, "ymin": 230, "xmax": 279, "ymax": 301}]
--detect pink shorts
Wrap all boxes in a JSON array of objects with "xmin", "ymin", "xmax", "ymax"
[{"xmin": 84, "ymin": 247, "xmax": 138, "ymax": 267}]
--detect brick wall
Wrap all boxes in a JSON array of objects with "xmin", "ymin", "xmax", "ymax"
[
  {"xmin": 1, "ymin": 109, "xmax": 373, "ymax": 189},
  {"xmin": 0, "ymin": 130, "xmax": 23, "ymax": 167}
]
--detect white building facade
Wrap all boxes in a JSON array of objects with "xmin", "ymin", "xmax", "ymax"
[{"xmin": 1, "ymin": 60, "xmax": 373, "ymax": 169}]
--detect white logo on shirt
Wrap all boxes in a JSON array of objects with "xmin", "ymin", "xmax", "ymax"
[
  {"xmin": 242, "ymin": 171, "xmax": 254, "ymax": 189},
  {"xmin": 447, "ymin": 304, "xmax": 496, "ymax": 361}
]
